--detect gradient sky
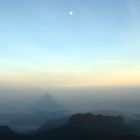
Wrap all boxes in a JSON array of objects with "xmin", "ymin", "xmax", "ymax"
[{"xmin": 0, "ymin": 0, "xmax": 140, "ymax": 87}]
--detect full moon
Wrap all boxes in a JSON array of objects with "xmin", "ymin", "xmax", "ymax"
[{"xmin": 69, "ymin": 11, "xmax": 74, "ymax": 15}]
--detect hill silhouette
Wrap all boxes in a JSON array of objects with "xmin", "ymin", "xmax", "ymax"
[
  {"xmin": 0, "ymin": 113, "xmax": 140, "ymax": 140},
  {"xmin": 93, "ymin": 109, "xmax": 123, "ymax": 116},
  {"xmin": 0, "ymin": 126, "xmax": 13, "ymax": 133},
  {"xmin": 65, "ymin": 113, "xmax": 135, "ymax": 135},
  {"xmin": 0, "ymin": 125, "xmax": 30, "ymax": 140},
  {"xmin": 34, "ymin": 113, "xmax": 139, "ymax": 140}
]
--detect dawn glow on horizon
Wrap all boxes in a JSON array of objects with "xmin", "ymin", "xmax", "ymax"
[{"xmin": 0, "ymin": 0, "xmax": 140, "ymax": 88}]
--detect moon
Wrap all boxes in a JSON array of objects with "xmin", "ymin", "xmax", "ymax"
[{"xmin": 69, "ymin": 11, "xmax": 74, "ymax": 15}]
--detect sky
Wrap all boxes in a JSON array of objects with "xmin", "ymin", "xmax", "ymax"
[{"xmin": 0, "ymin": 0, "xmax": 140, "ymax": 88}]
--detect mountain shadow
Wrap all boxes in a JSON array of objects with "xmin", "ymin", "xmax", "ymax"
[
  {"xmin": 33, "ymin": 94, "xmax": 63, "ymax": 112},
  {"xmin": 0, "ymin": 125, "xmax": 31, "ymax": 140}
]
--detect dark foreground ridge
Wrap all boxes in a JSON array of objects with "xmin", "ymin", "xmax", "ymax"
[{"xmin": 0, "ymin": 113, "xmax": 140, "ymax": 140}]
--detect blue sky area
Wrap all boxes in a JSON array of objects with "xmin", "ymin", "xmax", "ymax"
[{"xmin": 0, "ymin": 0, "xmax": 140, "ymax": 87}]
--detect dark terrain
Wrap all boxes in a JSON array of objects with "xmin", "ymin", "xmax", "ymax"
[{"xmin": 0, "ymin": 113, "xmax": 140, "ymax": 140}]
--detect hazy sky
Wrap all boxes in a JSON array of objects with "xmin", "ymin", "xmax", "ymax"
[{"xmin": 0, "ymin": 0, "xmax": 140, "ymax": 88}]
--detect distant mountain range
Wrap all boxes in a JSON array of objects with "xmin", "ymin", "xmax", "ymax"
[{"xmin": 0, "ymin": 113, "xmax": 140, "ymax": 140}]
